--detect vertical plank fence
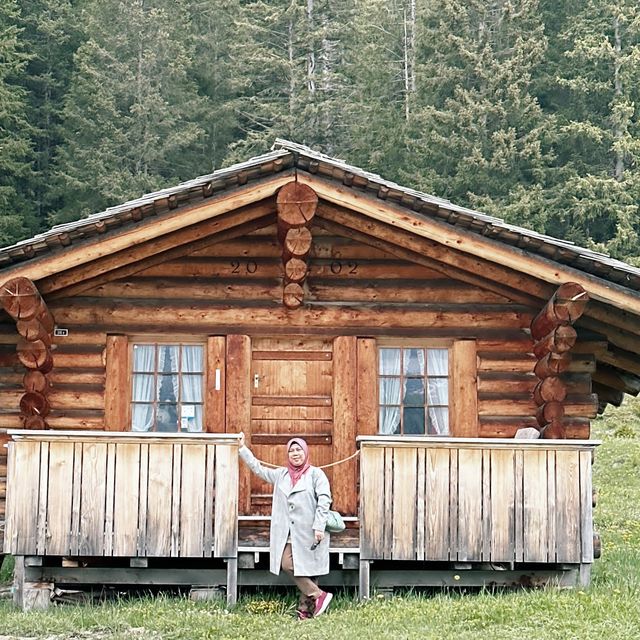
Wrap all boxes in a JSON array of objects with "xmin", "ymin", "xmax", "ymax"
[
  {"xmin": 4, "ymin": 431, "xmax": 240, "ymax": 604},
  {"xmin": 359, "ymin": 436, "xmax": 598, "ymax": 565}
]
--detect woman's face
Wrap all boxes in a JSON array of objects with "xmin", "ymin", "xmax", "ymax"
[{"xmin": 288, "ymin": 443, "xmax": 305, "ymax": 467}]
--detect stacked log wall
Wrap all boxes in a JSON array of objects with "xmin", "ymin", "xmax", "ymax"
[{"xmin": 0, "ymin": 226, "xmax": 598, "ymax": 439}]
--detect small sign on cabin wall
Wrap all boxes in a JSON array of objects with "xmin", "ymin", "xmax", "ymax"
[{"xmin": 54, "ymin": 327, "xmax": 69, "ymax": 337}]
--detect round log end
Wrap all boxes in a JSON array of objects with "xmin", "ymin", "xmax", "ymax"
[
  {"xmin": 23, "ymin": 414, "xmax": 47, "ymax": 430},
  {"xmin": 19, "ymin": 391, "xmax": 50, "ymax": 417},
  {"xmin": 23, "ymin": 370, "xmax": 50, "ymax": 393},
  {"xmin": 0, "ymin": 277, "xmax": 41, "ymax": 320},
  {"xmin": 536, "ymin": 402, "xmax": 565, "ymax": 428},
  {"xmin": 541, "ymin": 419, "xmax": 566, "ymax": 438},
  {"xmin": 283, "ymin": 226, "xmax": 312, "ymax": 258},
  {"xmin": 277, "ymin": 182, "xmax": 318, "ymax": 226},
  {"xmin": 284, "ymin": 258, "xmax": 308, "ymax": 283},
  {"xmin": 283, "ymin": 282, "xmax": 305, "ymax": 309},
  {"xmin": 533, "ymin": 376, "xmax": 567, "ymax": 404}
]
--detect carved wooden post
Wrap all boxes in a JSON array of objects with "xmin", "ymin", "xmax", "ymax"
[
  {"xmin": 530, "ymin": 283, "xmax": 589, "ymax": 438},
  {"xmin": 1, "ymin": 277, "xmax": 55, "ymax": 428},
  {"xmin": 276, "ymin": 181, "xmax": 317, "ymax": 308}
]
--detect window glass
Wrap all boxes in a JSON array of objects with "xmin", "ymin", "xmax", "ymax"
[
  {"xmin": 131, "ymin": 343, "xmax": 204, "ymax": 433},
  {"xmin": 378, "ymin": 346, "xmax": 449, "ymax": 436},
  {"xmin": 379, "ymin": 348, "xmax": 401, "ymax": 375}
]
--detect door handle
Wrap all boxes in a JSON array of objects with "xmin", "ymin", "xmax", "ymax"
[{"xmin": 254, "ymin": 374, "xmax": 259, "ymax": 389}]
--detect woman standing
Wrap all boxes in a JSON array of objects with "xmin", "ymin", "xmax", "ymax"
[{"xmin": 238, "ymin": 432, "xmax": 333, "ymax": 619}]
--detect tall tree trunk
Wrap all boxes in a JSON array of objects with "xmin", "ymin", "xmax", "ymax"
[
  {"xmin": 307, "ymin": 0, "xmax": 315, "ymax": 94},
  {"xmin": 613, "ymin": 14, "xmax": 624, "ymax": 182}
]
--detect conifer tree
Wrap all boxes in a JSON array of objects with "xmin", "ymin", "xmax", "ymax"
[
  {"xmin": 53, "ymin": 0, "xmax": 207, "ymax": 223},
  {"xmin": 225, "ymin": 0, "xmax": 355, "ymax": 161},
  {"xmin": 402, "ymin": 0, "xmax": 553, "ymax": 231},
  {"xmin": 0, "ymin": 1, "xmax": 37, "ymax": 244},
  {"xmin": 551, "ymin": 0, "xmax": 640, "ymax": 260},
  {"xmin": 17, "ymin": 0, "xmax": 79, "ymax": 229}
]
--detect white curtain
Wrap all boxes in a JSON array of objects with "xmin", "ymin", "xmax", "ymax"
[
  {"xmin": 379, "ymin": 349, "xmax": 401, "ymax": 434},
  {"xmin": 426, "ymin": 349, "xmax": 449, "ymax": 434},
  {"xmin": 180, "ymin": 345, "xmax": 204, "ymax": 432},
  {"xmin": 131, "ymin": 345, "xmax": 155, "ymax": 432}
]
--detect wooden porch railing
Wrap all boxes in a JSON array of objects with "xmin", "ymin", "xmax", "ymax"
[
  {"xmin": 4, "ymin": 431, "xmax": 239, "ymax": 560},
  {"xmin": 358, "ymin": 436, "xmax": 599, "ymax": 567}
]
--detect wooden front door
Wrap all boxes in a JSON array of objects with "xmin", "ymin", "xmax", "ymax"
[{"xmin": 248, "ymin": 336, "xmax": 334, "ymax": 514}]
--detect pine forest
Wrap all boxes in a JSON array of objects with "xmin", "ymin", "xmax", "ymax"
[{"xmin": 1, "ymin": 0, "xmax": 639, "ymax": 263}]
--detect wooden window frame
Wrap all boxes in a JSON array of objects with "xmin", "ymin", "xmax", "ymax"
[
  {"xmin": 377, "ymin": 342, "xmax": 452, "ymax": 436},
  {"xmin": 129, "ymin": 338, "xmax": 206, "ymax": 433}
]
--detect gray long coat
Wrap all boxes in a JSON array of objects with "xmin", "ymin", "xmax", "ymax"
[{"xmin": 239, "ymin": 446, "xmax": 331, "ymax": 576}]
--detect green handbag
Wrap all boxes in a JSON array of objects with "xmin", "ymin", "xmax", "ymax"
[{"xmin": 325, "ymin": 509, "xmax": 346, "ymax": 533}]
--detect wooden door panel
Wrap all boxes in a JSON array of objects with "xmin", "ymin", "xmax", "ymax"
[
  {"xmin": 249, "ymin": 336, "xmax": 333, "ymax": 513},
  {"xmin": 253, "ymin": 360, "xmax": 332, "ymax": 396}
]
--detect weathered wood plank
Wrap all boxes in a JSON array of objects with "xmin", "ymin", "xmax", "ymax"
[
  {"xmin": 103, "ymin": 443, "xmax": 116, "ymax": 556},
  {"xmin": 489, "ymin": 449, "xmax": 515, "ymax": 563},
  {"xmin": 112, "ymin": 443, "xmax": 140, "ymax": 556},
  {"xmin": 7, "ymin": 441, "xmax": 40, "ymax": 554},
  {"xmin": 180, "ymin": 445, "xmax": 207, "ymax": 557},
  {"xmin": 450, "ymin": 340, "xmax": 478, "ymax": 437},
  {"xmin": 35, "ymin": 443, "xmax": 49, "ymax": 555},
  {"xmin": 205, "ymin": 336, "xmax": 226, "ymax": 433},
  {"xmin": 415, "ymin": 448, "xmax": 426, "ymax": 562},
  {"xmin": 46, "ymin": 442, "xmax": 75, "ymax": 555},
  {"xmin": 69, "ymin": 443, "xmax": 83, "ymax": 554},
  {"xmin": 555, "ymin": 450, "xmax": 581, "ymax": 563},
  {"xmin": 424, "ymin": 448, "xmax": 451, "ymax": 561},
  {"xmin": 136, "ymin": 444, "xmax": 149, "ymax": 557},
  {"xmin": 145, "ymin": 443, "xmax": 173, "ymax": 557},
  {"xmin": 214, "ymin": 444, "xmax": 238, "ymax": 558},
  {"xmin": 359, "ymin": 446, "xmax": 385, "ymax": 560},
  {"xmin": 171, "ymin": 444, "xmax": 183, "ymax": 557},
  {"xmin": 203, "ymin": 445, "xmax": 216, "ymax": 557},
  {"xmin": 391, "ymin": 447, "xmax": 417, "ymax": 560},
  {"xmin": 332, "ymin": 336, "xmax": 357, "ymax": 515},
  {"xmin": 523, "ymin": 449, "xmax": 548, "ymax": 563},
  {"xmin": 79, "ymin": 442, "xmax": 108, "ymax": 556},
  {"xmin": 579, "ymin": 450, "xmax": 594, "ymax": 563},
  {"xmin": 226, "ymin": 335, "xmax": 251, "ymax": 513},
  {"xmin": 456, "ymin": 449, "xmax": 483, "ymax": 561},
  {"xmin": 356, "ymin": 338, "xmax": 378, "ymax": 436}
]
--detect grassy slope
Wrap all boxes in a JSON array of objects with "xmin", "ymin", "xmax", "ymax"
[{"xmin": 0, "ymin": 400, "xmax": 639, "ymax": 639}]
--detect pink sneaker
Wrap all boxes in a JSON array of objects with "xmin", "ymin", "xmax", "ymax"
[{"xmin": 313, "ymin": 590, "xmax": 333, "ymax": 617}]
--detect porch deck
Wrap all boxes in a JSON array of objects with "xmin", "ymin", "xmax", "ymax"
[{"xmin": 4, "ymin": 430, "xmax": 600, "ymax": 609}]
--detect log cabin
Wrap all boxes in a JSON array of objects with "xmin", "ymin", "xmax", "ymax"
[{"xmin": 1, "ymin": 140, "xmax": 638, "ymax": 608}]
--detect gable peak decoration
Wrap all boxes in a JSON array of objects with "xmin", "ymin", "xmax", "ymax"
[{"xmin": 276, "ymin": 181, "xmax": 318, "ymax": 309}]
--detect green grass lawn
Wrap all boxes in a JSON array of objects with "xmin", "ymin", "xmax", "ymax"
[{"xmin": 1, "ymin": 401, "xmax": 639, "ymax": 640}]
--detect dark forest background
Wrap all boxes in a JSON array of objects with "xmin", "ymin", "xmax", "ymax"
[{"xmin": 1, "ymin": 0, "xmax": 639, "ymax": 263}]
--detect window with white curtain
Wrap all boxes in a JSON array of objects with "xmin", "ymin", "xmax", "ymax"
[
  {"xmin": 131, "ymin": 343, "xmax": 204, "ymax": 433},
  {"xmin": 378, "ymin": 347, "xmax": 449, "ymax": 436}
]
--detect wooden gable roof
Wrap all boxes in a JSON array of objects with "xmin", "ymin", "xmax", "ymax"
[{"xmin": 1, "ymin": 140, "xmax": 639, "ymax": 407}]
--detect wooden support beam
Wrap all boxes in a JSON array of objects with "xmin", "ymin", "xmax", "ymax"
[
  {"xmin": 1, "ymin": 173, "xmax": 293, "ymax": 284},
  {"xmin": 43, "ymin": 202, "xmax": 277, "ymax": 299},
  {"xmin": 302, "ymin": 173, "xmax": 640, "ymax": 314},
  {"xmin": 315, "ymin": 205, "xmax": 549, "ymax": 306},
  {"xmin": 592, "ymin": 365, "xmax": 640, "ymax": 396}
]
